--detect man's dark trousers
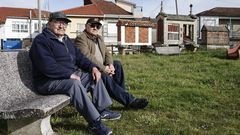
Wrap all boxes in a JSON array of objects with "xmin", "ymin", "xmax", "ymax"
[
  {"xmin": 35, "ymin": 71, "xmax": 112, "ymax": 123},
  {"xmin": 101, "ymin": 70, "xmax": 135, "ymax": 106},
  {"xmin": 112, "ymin": 60, "xmax": 126, "ymax": 90}
]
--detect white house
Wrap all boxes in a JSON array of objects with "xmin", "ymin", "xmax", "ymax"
[
  {"xmin": 196, "ymin": 7, "xmax": 240, "ymax": 40},
  {"xmin": 0, "ymin": 7, "xmax": 49, "ymax": 49},
  {"xmin": 115, "ymin": 0, "xmax": 143, "ymax": 18}
]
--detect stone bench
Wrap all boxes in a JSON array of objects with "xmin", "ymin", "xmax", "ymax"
[
  {"xmin": 119, "ymin": 47, "xmax": 134, "ymax": 55},
  {"xmin": 0, "ymin": 50, "xmax": 70, "ymax": 135},
  {"xmin": 155, "ymin": 46, "xmax": 180, "ymax": 55}
]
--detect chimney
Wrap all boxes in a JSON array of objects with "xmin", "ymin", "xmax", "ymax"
[
  {"xmin": 84, "ymin": 0, "xmax": 94, "ymax": 5},
  {"xmin": 189, "ymin": 4, "xmax": 193, "ymax": 15},
  {"xmin": 160, "ymin": 1, "xmax": 163, "ymax": 13}
]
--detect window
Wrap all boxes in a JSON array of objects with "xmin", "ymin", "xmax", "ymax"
[
  {"xmin": 12, "ymin": 21, "xmax": 28, "ymax": 33},
  {"xmin": 107, "ymin": 23, "xmax": 117, "ymax": 37},
  {"xmin": 168, "ymin": 33, "xmax": 179, "ymax": 40},
  {"xmin": 103, "ymin": 22, "xmax": 117, "ymax": 37},
  {"xmin": 34, "ymin": 23, "xmax": 38, "ymax": 32},
  {"xmin": 34, "ymin": 23, "xmax": 47, "ymax": 32},
  {"xmin": 12, "ymin": 23, "xmax": 20, "ymax": 32},
  {"xmin": 168, "ymin": 24, "xmax": 180, "ymax": 40},
  {"xmin": 203, "ymin": 19, "xmax": 217, "ymax": 26}
]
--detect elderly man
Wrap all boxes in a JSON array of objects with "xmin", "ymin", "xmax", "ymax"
[
  {"xmin": 75, "ymin": 18, "xmax": 148, "ymax": 109},
  {"xmin": 29, "ymin": 12, "xmax": 120, "ymax": 135}
]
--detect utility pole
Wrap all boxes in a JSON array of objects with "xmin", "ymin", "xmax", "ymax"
[
  {"xmin": 29, "ymin": 10, "xmax": 32, "ymax": 41},
  {"xmin": 38, "ymin": 0, "xmax": 42, "ymax": 33},
  {"xmin": 175, "ymin": 0, "xmax": 178, "ymax": 15}
]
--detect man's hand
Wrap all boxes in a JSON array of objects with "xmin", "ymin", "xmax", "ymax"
[
  {"xmin": 109, "ymin": 64, "xmax": 115, "ymax": 76},
  {"xmin": 92, "ymin": 67, "xmax": 101, "ymax": 82},
  {"xmin": 105, "ymin": 65, "xmax": 111, "ymax": 74},
  {"xmin": 70, "ymin": 73, "xmax": 80, "ymax": 81},
  {"xmin": 105, "ymin": 64, "xmax": 115, "ymax": 76}
]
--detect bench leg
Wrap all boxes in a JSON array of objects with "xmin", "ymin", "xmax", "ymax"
[
  {"xmin": 0, "ymin": 115, "xmax": 55, "ymax": 135},
  {"xmin": 193, "ymin": 47, "xmax": 197, "ymax": 52}
]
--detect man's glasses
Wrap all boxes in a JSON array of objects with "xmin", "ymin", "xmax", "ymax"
[
  {"xmin": 52, "ymin": 20, "xmax": 68, "ymax": 27},
  {"xmin": 89, "ymin": 24, "xmax": 101, "ymax": 29}
]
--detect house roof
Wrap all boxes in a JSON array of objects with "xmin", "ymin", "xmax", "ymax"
[
  {"xmin": 96, "ymin": 0, "xmax": 131, "ymax": 15},
  {"xmin": 62, "ymin": 4, "xmax": 104, "ymax": 16},
  {"xmin": 0, "ymin": 7, "xmax": 50, "ymax": 24},
  {"xmin": 157, "ymin": 13, "xmax": 197, "ymax": 22},
  {"xmin": 201, "ymin": 25, "xmax": 229, "ymax": 32},
  {"xmin": 64, "ymin": 0, "xmax": 131, "ymax": 16},
  {"xmin": 117, "ymin": 19, "xmax": 155, "ymax": 27},
  {"xmin": 196, "ymin": 7, "xmax": 240, "ymax": 17}
]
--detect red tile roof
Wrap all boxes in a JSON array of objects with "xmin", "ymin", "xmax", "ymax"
[
  {"xmin": 0, "ymin": 7, "xmax": 49, "ymax": 24},
  {"xmin": 96, "ymin": 0, "xmax": 131, "ymax": 15},
  {"xmin": 196, "ymin": 7, "xmax": 240, "ymax": 17},
  {"xmin": 62, "ymin": 0, "xmax": 131, "ymax": 16},
  {"xmin": 62, "ymin": 4, "xmax": 103, "ymax": 16},
  {"xmin": 117, "ymin": 19, "xmax": 155, "ymax": 27}
]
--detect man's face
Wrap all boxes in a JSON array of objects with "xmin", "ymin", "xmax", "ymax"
[
  {"xmin": 48, "ymin": 19, "xmax": 68, "ymax": 37},
  {"xmin": 86, "ymin": 23, "xmax": 101, "ymax": 36}
]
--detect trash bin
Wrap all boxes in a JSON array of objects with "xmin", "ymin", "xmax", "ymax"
[{"xmin": 2, "ymin": 39, "xmax": 22, "ymax": 50}]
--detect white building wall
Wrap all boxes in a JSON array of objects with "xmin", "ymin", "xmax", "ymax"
[
  {"xmin": 0, "ymin": 24, "xmax": 4, "ymax": 39},
  {"xmin": 3, "ymin": 18, "xmax": 48, "ymax": 40},
  {"xmin": 116, "ymin": 1, "xmax": 143, "ymax": 18},
  {"xmin": 148, "ymin": 27, "xmax": 152, "ymax": 45},
  {"xmin": 5, "ymin": 18, "xmax": 30, "ymax": 39},
  {"xmin": 116, "ymin": 2, "xmax": 132, "ymax": 13},
  {"xmin": 66, "ymin": 17, "xmax": 89, "ymax": 38},
  {"xmin": 198, "ymin": 16, "xmax": 219, "ymax": 39},
  {"xmin": 0, "ymin": 24, "xmax": 4, "ymax": 48},
  {"xmin": 120, "ymin": 26, "xmax": 125, "ymax": 45},
  {"xmin": 103, "ymin": 20, "xmax": 118, "ymax": 45}
]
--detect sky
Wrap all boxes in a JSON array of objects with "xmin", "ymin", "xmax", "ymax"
[{"xmin": 0, "ymin": 0, "xmax": 240, "ymax": 18}]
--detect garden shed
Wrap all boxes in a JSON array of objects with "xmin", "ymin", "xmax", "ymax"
[
  {"xmin": 116, "ymin": 19, "xmax": 155, "ymax": 46},
  {"xmin": 155, "ymin": 13, "xmax": 198, "ymax": 46},
  {"xmin": 201, "ymin": 25, "xmax": 229, "ymax": 46}
]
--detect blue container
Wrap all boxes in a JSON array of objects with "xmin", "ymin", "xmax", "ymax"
[{"xmin": 3, "ymin": 40, "xmax": 22, "ymax": 50}]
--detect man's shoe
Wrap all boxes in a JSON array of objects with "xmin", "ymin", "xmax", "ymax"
[
  {"xmin": 89, "ymin": 119, "xmax": 112, "ymax": 135},
  {"xmin": 100, "ymin": 109, "xmax": 121, "ymax": 121},
  {"xmin": 127, "ymin": 98, "xmax": 148, "ymax": 109}
]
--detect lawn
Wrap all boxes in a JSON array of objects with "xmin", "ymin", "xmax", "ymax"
[{"xmin": 51, "ymin": 49, "xmax": 240, "ymax": 135}]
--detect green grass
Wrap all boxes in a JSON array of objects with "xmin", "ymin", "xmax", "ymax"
[{"xmin": 51, "ymin": 49, "xmax": 240, "ymax": 135}]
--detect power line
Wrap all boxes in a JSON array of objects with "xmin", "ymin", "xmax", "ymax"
[
  {"xmin": 43, "ymin": 0, "xmax": 49, "ymax": 11},
  {"xmin": 146, "ymin": 0, "xmax": 162, "ymax": 17}
]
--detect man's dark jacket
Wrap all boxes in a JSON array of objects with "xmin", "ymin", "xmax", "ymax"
[{"xmin": 29, "ymin": 28, "xmax": 96, "ymax": 87}]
